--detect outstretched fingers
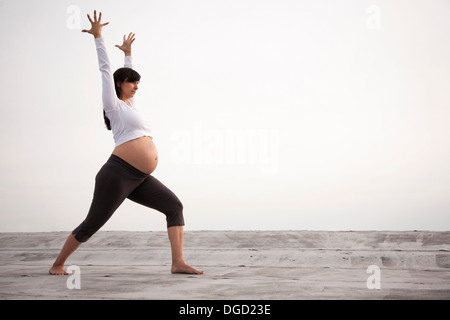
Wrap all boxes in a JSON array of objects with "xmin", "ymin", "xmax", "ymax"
[
  {"xmin": 82, "ymin": 10, "xmax": 109, "ymax": 36},
  {"xmin": 127, "ymin": 32, "xmax": 136, "ymax": 45},
  {"xmin": 115, "ymin": 32, "xmax": 135, "ymax": 53}
]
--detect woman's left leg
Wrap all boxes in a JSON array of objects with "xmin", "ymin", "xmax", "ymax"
[
  {"xmin": 127, "ymin": 175, "xmax": 203, "ymax": 274},
  {"xmin": 167, "ymin": 225, "xmax": 203, "ymax": 274}
]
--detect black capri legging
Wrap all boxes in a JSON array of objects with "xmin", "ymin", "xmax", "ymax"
[{"xmin": 72, "ymin": 154, "xmax": 184, "ymax": 242}]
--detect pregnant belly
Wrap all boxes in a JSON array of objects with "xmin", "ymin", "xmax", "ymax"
[{"xmin": 112, "ymin": 136, "xmax": 158, "ymax": 174}]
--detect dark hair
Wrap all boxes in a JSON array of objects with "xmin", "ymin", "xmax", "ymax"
[{"xmin": 103, "ymin": 67, "xmax": 141, "ymax": 130}]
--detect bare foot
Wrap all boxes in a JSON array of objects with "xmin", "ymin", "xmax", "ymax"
[
  {"xmin": 49, "ymin": 265, "xmax": 68, "ymax": 275},
  {"xmin": 171, "ymin": 261, "xmax": 203, "ymax": 274}
]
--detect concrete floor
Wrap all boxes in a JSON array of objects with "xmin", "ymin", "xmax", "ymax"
[{"xmin": 0, "ymin": 230, "xmax": 449, "ymax": 300}]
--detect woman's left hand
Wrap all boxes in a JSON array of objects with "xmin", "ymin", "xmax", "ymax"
[{"xmin": 115, "ymin": 32, "xmax": 135, "ymax": 56}]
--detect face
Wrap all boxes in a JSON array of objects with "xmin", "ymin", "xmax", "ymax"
[{"xmin": 119, "ymin": 80, "xmax": 139, "ymax": 100}]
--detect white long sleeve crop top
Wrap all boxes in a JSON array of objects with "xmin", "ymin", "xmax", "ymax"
[{"xmin": 95, "ymin": 37, "xmax": 152, "ymax": 147}]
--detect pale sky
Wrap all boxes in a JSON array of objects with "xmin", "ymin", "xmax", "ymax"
[{"xmin": 1, "ymin": 0, "xmax": 449, "ymax": 232}]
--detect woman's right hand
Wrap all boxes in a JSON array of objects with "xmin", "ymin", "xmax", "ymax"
[{"xmin": 81, "ymin": 10, "xmax": 109, "ymax": 38}]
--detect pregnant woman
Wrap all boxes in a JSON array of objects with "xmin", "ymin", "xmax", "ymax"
[{"xmin": 49, "ymin": 10, "xmax": 202, "ymax": 275}]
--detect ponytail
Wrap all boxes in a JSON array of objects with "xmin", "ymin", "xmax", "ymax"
[{"xmin": 103, "ymin": 110, "xmax": 111, "ymax": 130}]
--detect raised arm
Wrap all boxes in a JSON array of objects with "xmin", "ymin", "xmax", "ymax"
[
  {"xmin": 82, "ymin": 10, "xmax": 117, "ymax": 111},
  {"xmin": 117, "ymin": 33, "xmax": 135, "ymax": 69}
]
